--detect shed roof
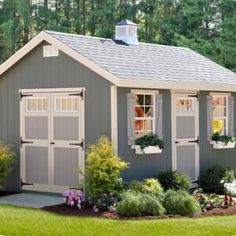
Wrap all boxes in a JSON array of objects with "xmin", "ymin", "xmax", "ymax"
[
  {"xmin": 1, "ymin": 30, "xmax": 236, "ymax": 91},
  {"xmin": 47, "ymin": 31, "xmax": 236, "ymax": 86}
]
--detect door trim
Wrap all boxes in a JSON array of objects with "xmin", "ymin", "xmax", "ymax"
[
  {"xmin": 19, "ymin": 88, "xmax": 85, "ymax": 193},
  {"xmin": 171, "ymin": 91, "xmax": 199, "ymax": 181}
]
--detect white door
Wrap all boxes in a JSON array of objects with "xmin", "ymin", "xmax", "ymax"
[
  {"xmin": 20, "ymin": 89, "xmax": 84, "ymax": 193},
  {"xmin": 172, "ymin": 93, "xmax": 199, "ymax": 181}
]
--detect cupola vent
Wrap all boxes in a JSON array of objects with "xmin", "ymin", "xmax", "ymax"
[{"xmin": 115, "ymin": 19, "xmax": 138, "ymax": 45}]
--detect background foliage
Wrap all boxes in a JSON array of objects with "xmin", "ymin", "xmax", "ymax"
[{"xmin": 0, "ymin": 0, "xmax": 235, "ymax": 72}]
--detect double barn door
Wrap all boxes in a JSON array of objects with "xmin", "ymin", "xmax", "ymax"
[{"xmin": 20, "ymin": 89, "xmax": 84, "ymax": 193}]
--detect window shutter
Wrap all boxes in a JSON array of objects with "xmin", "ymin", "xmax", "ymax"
[
  {"xmin": 207, "ymin": 95, "xmax": 213, "ymax": 141},
  {"xmin": 127, "ymin": 93, "xmax": 136, "ymax": 145},
  {"xmin": 228, "ymin": 96, "xmax": 235, "ymax": 136},
  {"xmin": 155, "ymin": 94, "xmax": 163, "ymax": 138}
]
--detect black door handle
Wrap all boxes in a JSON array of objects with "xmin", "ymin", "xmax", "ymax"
[{"xmin": 189, "ymin": 139, "xmax": 199, "ymax": 143}]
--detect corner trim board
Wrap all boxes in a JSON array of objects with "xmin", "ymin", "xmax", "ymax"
[{"xmin": 111, "ymin": 85, "xmax": 118, "ymax": 153}]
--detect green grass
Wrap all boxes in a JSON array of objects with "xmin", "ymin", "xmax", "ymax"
[{"xmin": 0, "ymin": 205, "xmax": 236, "ymax": 236}]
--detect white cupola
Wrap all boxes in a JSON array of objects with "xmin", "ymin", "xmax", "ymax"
[{"xmin": 115, "ymin": 19, "xmax": 139, "ymax": 45}]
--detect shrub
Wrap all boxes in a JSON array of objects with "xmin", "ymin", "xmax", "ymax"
[
  {"xmin": 84, "ymin": 136, "xmax": 128, "ymax": 200},
  {"xmin": 117, "ymin": 190, "xmax": 165, "ymax": 217},
  {"xmin": 163, "ymin": 190, "xmax": 201, "ymax": 216},
  {"xmin": 129, "ymin": 178, "xmax": 163, "ymax": 196},
  {"xmin": 192, "ymin": 188, "xmax": 224, "ymax": 211},
  {"xmin": 92, "ymin": 192, "xmax": 119, "ymax": 212},
  {"xmin": 0, "ymin": 144, "xmax": 15, "ymax": 186},
  {"xmin": 200, "ymin": 165, "xmax": 235, "ymax": 194},
  {"xmin": 157, "ymin": 170, "xmax": 191, "ymax": 191}
]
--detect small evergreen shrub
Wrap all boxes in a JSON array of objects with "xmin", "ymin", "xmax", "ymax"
[
  {"xmin": 129, "ymin": 178, "xmax": 163, "ymax": 196},
  {"xmin": 117, "ymin": 190, "xmax": 165, "ymax": 217},
  {"xmin": 200, "ymin": 165, "xmax": 235, "ymax": 194},
  {"xmin": 157, "ymin": 170, "xmax": 191, "ymax": 191},
  {"xmin": 84, "ymin": 136, "xmax": 128, "ymax": 200},
  {"xmin": 163, "ymin": 190, "xmax": 201, "ymax": 216},
  {"xmin": 0, "ymin": 144, "xmax": 15, "ymax": 186}
]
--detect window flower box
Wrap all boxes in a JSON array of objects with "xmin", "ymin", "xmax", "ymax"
[
  {"xmin": 211, "ymin": 132, "xmax": 236, "ymax": 149},
  {"xmin": 134, "ymin": 145, "xmax": 162, "ymax": 154},
  {"xmin": 212, "ymin": 141, "xmax": 236, "ymax": 149}
]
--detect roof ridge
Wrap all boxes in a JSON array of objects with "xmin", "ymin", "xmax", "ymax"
[
  {"xmin": 44, "ymin": 30, "xmax": 111, "ymax": 41},
  {"xmin": 44, "ymin": 30, "xmax": 189, "ymax": 49}
]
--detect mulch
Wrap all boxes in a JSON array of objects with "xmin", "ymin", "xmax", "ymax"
[
  {"xmin": 0, "ymin": 191, "xmax": 18, "ymax": 197},
  {"xmin": 42, "ymin": 203, "xmax": 236, "ymax": 220}
]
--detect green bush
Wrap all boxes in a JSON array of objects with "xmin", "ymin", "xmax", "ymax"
[
  {"xmin": 84, "ymin": 136, "xmax": 128, "ymax": 200},
  {"xmin": 117, "ymin": 190, "xmax": 165, "ymax": 217},
  {"xmin": 163, "ymin": 190, "xmax": 201, "ymax": 216},
  {"xmin": 200, "ymin": 165, "xmax": 235, "ymax": 194},
  {"xmin": 0, "ymin": 144, "xmax": 15, "ymax": 186},
  {"xmin": 129, "ymin": 178, "xmax": 163, "ymax": 196},
  {"xmin": 157, "ymin": 170, "xmax": 191, "ymax": 191}
]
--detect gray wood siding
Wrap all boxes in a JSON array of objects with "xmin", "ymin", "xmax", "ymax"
[
  {"xmin": 199, "ymin": 92, "xmax": 236, "ymax": 175},
  {"xmin": 0, "ymin": 43, "xmax": 112, "ymax": 191},
  {"xmin": 117, "ymin": 88, "xmax": 172, "ymax": 181}
]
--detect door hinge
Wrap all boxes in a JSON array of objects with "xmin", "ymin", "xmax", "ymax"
[
  {"xmin": 69, "ymin": 89, "xmax": 84, "ymax": 100},
  {"xmin": 188, "ymin": 93, "xmax": 199, "ymax": 100},
  {"xmin": 19, "ymin": 91, "xmax": 33, "ymax": 101},
  {"xmin": 20, "ymin": 137, "xmax": 33, "ymax": 147},
  {"xmin": 69, "ymin": 139, "xmax": 84, "ymax": 150}
]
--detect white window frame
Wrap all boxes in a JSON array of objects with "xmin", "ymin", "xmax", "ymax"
[
  {"xmin": 210, "ymin": 92, "xmax": 231, "ymax": 135},
  {"xmin": 54, "ymin": 96, "xmax": 79, "ymax": 113},
  {"xmin": 131, "ymin": 90, "xmax": 158, "ymax": 138}
]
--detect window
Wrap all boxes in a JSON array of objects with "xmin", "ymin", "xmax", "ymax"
[
  {"xmin": 134, "ymin": 92, "xmax": 155, "ymax": 138},
  {"xmin": 55, "ymin": 96, "xmax": 79, "ymax": 112},
  {"xmin": 176, "ymin": 97, "xmax": 194, "ymax": 113},
  {"xmin": 212, "ymin": 94, "xmax": 228, "ymax": 135},
  {"xmin": 26, "ymin": 97, "xmax": 48, "ymax": 112}
]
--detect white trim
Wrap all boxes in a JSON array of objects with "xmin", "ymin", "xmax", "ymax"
[
  {"xmin": 19, "ymin": 87, "xmax": 85, "ymax": 94},
  {"xmin": 131, "ymin": 89, "xmax": 159, "ymax": 94},
  {"xmin": 171, "ymin": 92, "xmax": 199, "ymax": 181},
  {"xmin": 119, "ymin": 79, "xmax": 236, "ymax": 92},
  {"xmin": 1, "ymin": 31, "xmax": 236, "ymax": 92},
  {"xmin": 111, "ymin": 85, "xmax": 118, "ymax": 153}
]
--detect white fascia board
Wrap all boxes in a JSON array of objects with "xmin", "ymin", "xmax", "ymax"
[{"xmin": 118, "ymin": 79, "xmax": 236, "ymax": 92}]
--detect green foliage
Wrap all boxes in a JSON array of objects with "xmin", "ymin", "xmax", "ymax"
[
  {"xmin": 135, "ymin": 133, "xmax": 164, "ymax": 150},
  {"xmin": 117, "ymin": 190, "xmax": 165, "ymax": 217},
  {"xmin": 212, "ymin": 132, "xmax": 236, "ymax": 144},
  {"xmin": 192, "ymin": 188, "xmax": 225, "ymax": 211},
  {"xmin": 129, "ymin": 178, "xmax": 163, "ymax": 197},
  {"xmin": 157, "ymin": 170, "xmax": 191, "ymax": 191},
  {"xmin": 200, "ymin": 165, "xmax": 235, "ymax": 194},
  {"xmin": 0, "ymin": 144, "xmax": 15, "ymax": 186},
  {"xmin": 163, "ymin": 190, "xmax": 201, "ymax": 216},
  {"xmin": 84, "ymin": 136, "xmax": 128, "ymax": 200}
]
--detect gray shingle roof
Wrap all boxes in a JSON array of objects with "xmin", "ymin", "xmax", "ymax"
[{"xmin": 46, "ymin": 31, "xmax": 236, "ymax": 85}]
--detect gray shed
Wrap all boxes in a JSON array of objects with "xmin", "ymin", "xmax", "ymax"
[{"xmin": 1, "ymin": 20, "xmax": 236, "ymax": 193}]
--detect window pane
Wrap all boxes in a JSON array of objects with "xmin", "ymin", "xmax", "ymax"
[
  {"xmin": 135, "ymin": 119, "xmax": 144, "ymax": 131},
  {"xmin": 144, "ymin": 106, "xmax": 153, "ymax": 117},
  {"xmin": 135, "ymin": 106, "xmax": 145, "ymax": 117},
  {"xmin": 213, "ymin": 106, "xmax": 226, "ymax": 117},
  {"xmin": 136, "ymin": 94, "xmax": 144, "ymax": 106},
  {"xmin": 176, "ymin": 98, "xmax": 194, "ymax": 113},
  {"xmin": 143, "ymin": 119, "xmax": 153, "ymax": 131},
  {"xmin": 213, "ymin": 118, "xmax": 226, "ymax": 135},
  {"xmin": 145, "ymin": 95, "xmax": 153, "ymax": 105},
  {"xmin": 213, "ymin": 97, "xmax": 226, "ymax": 106}
]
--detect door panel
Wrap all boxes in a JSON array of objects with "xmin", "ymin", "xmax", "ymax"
[
  {"xmin": 172, "ymin": 93, "xmax": 199, "ymax": 181},
  {"xmin": 20, "ymin": 90, "xmax": 84, "ymax": 193}
]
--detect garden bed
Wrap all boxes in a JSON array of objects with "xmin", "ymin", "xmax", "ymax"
[{"xmin": 43, "ymin": 203, "xmax": 236, "ymax": 220}]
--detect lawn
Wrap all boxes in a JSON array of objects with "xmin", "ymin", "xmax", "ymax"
[{"xmin": 0, "ymin": 205, "xmax": 236, "ymax": 236}]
